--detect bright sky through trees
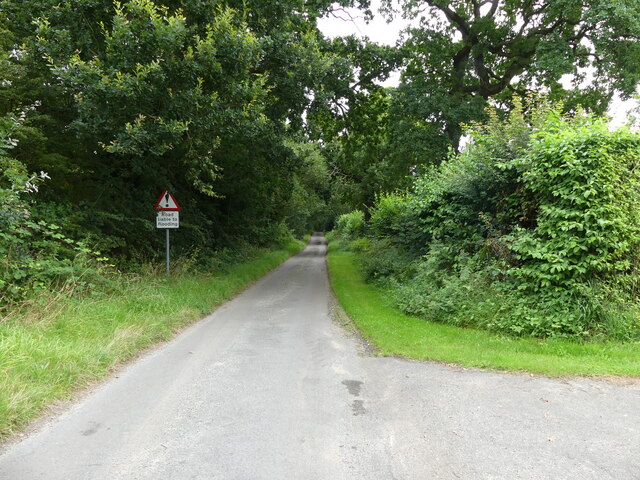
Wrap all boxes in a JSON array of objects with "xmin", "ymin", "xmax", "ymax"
[{"xmin": 317, "ymin": 0, "xmax": 638, "ymax": 127}]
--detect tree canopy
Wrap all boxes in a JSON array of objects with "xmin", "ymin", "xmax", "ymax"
[
  {"xmin": 1, "ymin": 0, "xmax": 369, "ymax": 261},
  {"xmin": 383, "ymin": 0, "xmax": 640, "ymax": 158},
  {"xmin": 0, "ymin": 0, "xmax": 639, "ymax": 289}
]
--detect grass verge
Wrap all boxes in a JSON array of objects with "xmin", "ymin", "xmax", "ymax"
[
  {"xmin": 0, "ymin": 240, "xmax": 305, "ymax": 441},
  {"xmin": 328, "ymin": 250, "xmax": 640, "ymax": 378}
]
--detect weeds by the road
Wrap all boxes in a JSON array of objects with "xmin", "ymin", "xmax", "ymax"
[
  {"xmin": 0, "ymin": 240, "xmax": 305, "ymax": 441},
  {"xmin": 327, "ymin": 250, "xmax": 640, "ymax": 377}
]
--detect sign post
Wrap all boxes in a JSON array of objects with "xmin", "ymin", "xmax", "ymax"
[{"xmin": 155, "ymin": 190, "xmax": 181, "ymax": 274}]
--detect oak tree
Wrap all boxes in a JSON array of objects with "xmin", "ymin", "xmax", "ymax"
[{"xmin": 386, "ymin": 0, "xmax": 640, "ymax": 156}]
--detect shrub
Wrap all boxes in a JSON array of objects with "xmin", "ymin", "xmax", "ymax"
[
  {"xmin": 357, "ymin": 238, "xmax": 414, "ymax": 283},
  {"xmin": 361, "ymin": 100, "xmax": 640, "ymax": 340},
  {"xmin": 1, "ymin": 111, "xmax": 112, "ymax": 306},
  {"xmin": 272, "ymin": 221, "xmax": 297, "ymax": 248},
  {"xmin": 334, "ymin": 209, "xmax": 365, "ymax": 240},
  {"xmin": 392, "ymin": 247, "xmax": 498, "ymax": 324},
  {"xmin": 368, "ymin": 193, "xmax": 426, "ymax": 249},
  {"xmin": 509, "ymin": 120, "xmax": 640, "ymax": 290}
]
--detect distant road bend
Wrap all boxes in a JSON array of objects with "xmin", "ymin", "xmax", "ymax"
[{"xmin": 1, "ymin": 233, "xmax": 639, "ymax": 479}]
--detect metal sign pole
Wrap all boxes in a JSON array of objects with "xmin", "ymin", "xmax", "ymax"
[
  {"xmin": 166, "ymin": 228, "xmax": 170, "ymax": 274},
  {"xmin": 155, "ymin": 189, "xmax": 180, "ymax": 275}
]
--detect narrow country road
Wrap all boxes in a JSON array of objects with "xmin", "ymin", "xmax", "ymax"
[{"xmin": 1, "ymin": 234, "xmax": 639, "ymax": 479}]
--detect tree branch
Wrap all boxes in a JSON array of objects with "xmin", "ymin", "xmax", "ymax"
[
  {"xmin": 328, "ymin": 7, "xmax": 364, "ymax": 35},
  {"xmin": 451, "ymin": 44, "xmax": 472, "ymax": 91},
  {"xmin": 471, "ymin": 0, "xmax": 481, "ymax": 19},
  {"xmin": 427, "ymin": 1, "xmax": 472, "ymax": 39},
  {"xmin": 484, "ymin": 0, "xmax": 500, "ymax": 19}
]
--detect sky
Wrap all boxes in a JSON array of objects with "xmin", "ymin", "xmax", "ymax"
[
  {"xmin": 317, "ymin": 1, "xmax": 407, "ymax": 46},
  {"xmin": 316, "ymin": 2, "xmax": 637, "ymax": 127},
  {"xmin": 317, "ymin": 0, "xmax": 411, "ymax": 87}
]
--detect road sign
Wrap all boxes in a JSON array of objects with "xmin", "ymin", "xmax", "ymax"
[
  {"xmin": 156, "ymin": 211, "xmax": 179, "ymax": 229},
  {"xmin": 155, "ymin": 189, "xmax": 181, "ymax": 275},
  {"xmin": 155, "ymin": 189, "xmax": 181, "ymax": 211}
]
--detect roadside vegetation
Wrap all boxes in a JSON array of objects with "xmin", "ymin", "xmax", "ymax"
[
  {"xmin": 327, "ymin": 102, "xmax": 640, "ymax": 376},
  {"xmin": 0, "ymin": 239, "xmax": 304, "ymax": 441},
  {"xmin": 2, "ymin": 0, "xmax": 640, "ymax": 437},
  {"xmin": 334, "ymin": 102, "xmax": 640, "ymax": 342},
  {"xmin": 328, "ymin": 249, "xmax": 640, "ymax": 377}
]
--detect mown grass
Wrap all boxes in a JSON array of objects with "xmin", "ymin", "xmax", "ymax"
[
  {"xmin": 328, "ymin": 250, "xmax": 640, "ymax": 377},
  {"xmin": 0, "ymin": 240, "xmax": 305, "ymax": 441}
]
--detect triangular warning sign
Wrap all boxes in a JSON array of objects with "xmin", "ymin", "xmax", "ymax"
[{"xmin": 155, "ymin": 189, "xmax": 181, "ymax": 211}]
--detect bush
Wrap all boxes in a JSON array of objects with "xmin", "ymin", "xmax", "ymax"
[
  {"xmin": 357, "ymin": 238, "xmax": 415, "ymax": 283},
  {"xmin": 509, "ymin": 120, "xmax": 640, "ymax": 290},
  {"xmin": 394, "ymin": 256, "xmax": 496, "ymax": 326},
  {"xmin": 363, "ymin": 101, "xmax": 640, "ymax": 340},
  {"xmin": 368, "ymin": 193, "xmax": 423, "ymax": 248},
  {"xmin": 334, "ymin": 209, "xmax": 365, "ymax": 240},
  {"xmin": 271, "ymin": 221, "xmax": 297, "ymax": 249},
  {"xmin": 0, "ymin": 112, "xmax": 112, "ymax": 306}
]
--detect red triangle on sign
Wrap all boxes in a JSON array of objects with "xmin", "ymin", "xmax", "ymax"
[{"xmin": 155, "ymin": 189, "xmax": 181, "ymax": 211}]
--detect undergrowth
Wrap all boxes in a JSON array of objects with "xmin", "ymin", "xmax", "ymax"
[
  {"xmin": 327, "ymin": 249, "xmax": 640, "ymax": 377},
  {"xmin": 352, "ymin": 101, "xmax": 640, "ymax": 341}
]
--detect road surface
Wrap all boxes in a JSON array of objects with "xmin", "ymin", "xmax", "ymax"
[{"xmin": 1, "ymin": 234, "xmax": 639, "ymax": 479}]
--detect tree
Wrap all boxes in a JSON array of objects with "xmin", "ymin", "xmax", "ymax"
[
  {"xmin": 385, "ymin": 0, "xmax": 640, "ymax": 158},
  {"xmin": 307, "ymin": 36, "xmax": 406, "ymax": 210},
  {"xmin": 1, "ymin": 0, "xmax": 369, "ymax": 257}
]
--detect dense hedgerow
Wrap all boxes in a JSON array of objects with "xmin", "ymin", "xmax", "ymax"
[
  {"xmin": 360, "ymin": 102, "xmax": 640, "ymax": 340},
  {"xmin": 1, "ymin": 111, "xmax": 114, "ymax": 306},
  {"xmin": 334, "ymin": 209, "xmax": 366, "ymax": 240}
]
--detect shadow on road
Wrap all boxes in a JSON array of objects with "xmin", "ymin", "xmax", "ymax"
[{"xmin": 296, "ymin": 233, "xmax": 326, "ymax": 257}]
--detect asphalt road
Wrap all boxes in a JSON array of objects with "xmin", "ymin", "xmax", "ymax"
[{"xmin": 1, "ymin": 234, "xmax": 639, "ymax": 479}]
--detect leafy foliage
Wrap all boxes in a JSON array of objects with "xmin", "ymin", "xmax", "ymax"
[
  {"xmin": 361, "ymin": 103, "xmax": 640, "ymax": 340},
  {"xmin": 0, "ymin": 0, "xmax": 363, "ymax": 270},
  {"xmin": 282, "ymin": 141, "xmax": 334, "ymax": 235},
  {"xmin": 383, "ymin": 0, "xmax": 640, "ymax": 163},
  {"xmin": 510, "ymin": 118, "xmax": 640, "ymax": 290},
  {"xmin": 334, "ymin": 209, "xmax": 366, "ymax": 240},
  {"xmin": 2, "ymin": 0, "xmax": 640, "ymax": 326},
  {"xmin": 0, "ymin": 110, "xmax": 111, "ymax": 305},
  {"xmin": 308, "ymin": 1, "xmax": 640, "ymax": 219}
]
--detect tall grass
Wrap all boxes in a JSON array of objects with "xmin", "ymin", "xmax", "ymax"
[{"xmin": 0, "ymin": 240, "xmax": 304, "ymax": 441}]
